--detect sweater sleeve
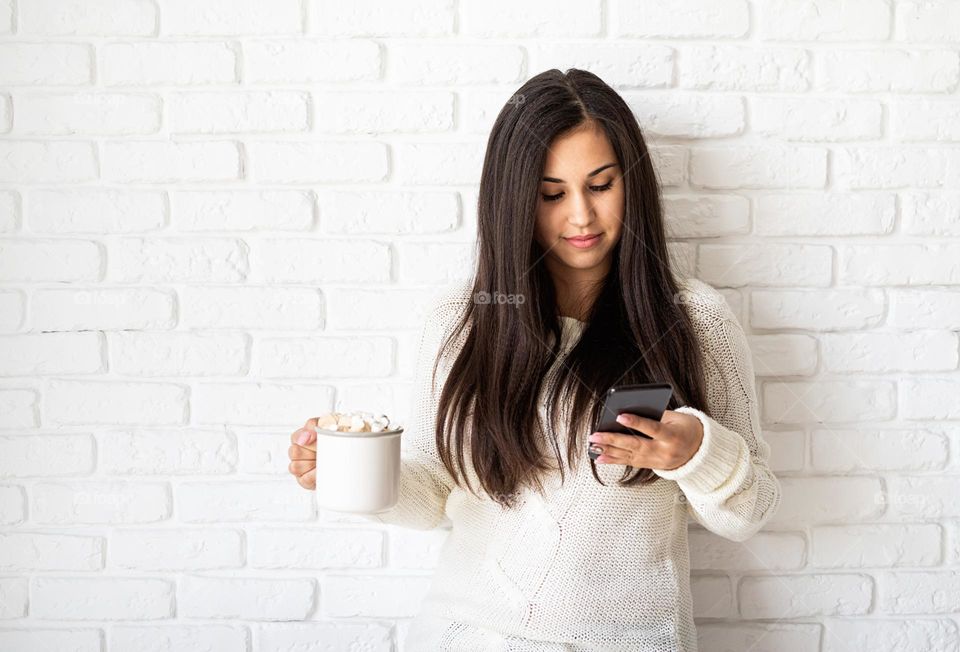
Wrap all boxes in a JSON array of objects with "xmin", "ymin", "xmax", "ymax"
[
  {"xmin": 353, "ymin": 293, "xmax": 463, "ymax": 531},
  {"xmin": 652, "ymin": 311, "xmax": 781, "ymax": 543}
]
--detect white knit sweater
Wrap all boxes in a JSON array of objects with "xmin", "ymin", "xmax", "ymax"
[{"xmin": 357, "ymin": 277, "xmax": 782, "ymax": 652}]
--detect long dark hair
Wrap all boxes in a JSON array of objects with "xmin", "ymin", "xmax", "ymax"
[{"xmin": 432, "ymin": 68, "xmax": 710, "ymax": 509}]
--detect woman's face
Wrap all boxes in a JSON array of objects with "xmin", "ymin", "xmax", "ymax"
[{"xmin": 534, "ymin": 122, "xmax": 624, "ymax": 283}]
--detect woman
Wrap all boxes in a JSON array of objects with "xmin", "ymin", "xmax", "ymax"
[{"xmin": 288, "ymin": 68, "xmax": 781, "ymax": 651}]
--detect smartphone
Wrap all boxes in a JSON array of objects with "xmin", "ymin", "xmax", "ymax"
[{"xmin": 588, "ymin": 382, "xmax": 674, "ymax": 460}]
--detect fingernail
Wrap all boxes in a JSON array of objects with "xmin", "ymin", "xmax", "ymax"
[
  {"xmin": 616, "ymin": 414, "xmax": 627, "ymax": 423},
  {"xmin": 296, "ymin": 431, "xmax": 309, "ymax": 445}
]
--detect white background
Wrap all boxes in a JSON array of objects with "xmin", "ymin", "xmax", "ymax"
[{"xmin": 1, "ymin": 0, "xmax": 959, "ymax": 651}]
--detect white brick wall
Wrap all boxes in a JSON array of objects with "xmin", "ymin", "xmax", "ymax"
[{"xmin": 0, "ymin": 0, "xmax": 958, "ymax": 650}]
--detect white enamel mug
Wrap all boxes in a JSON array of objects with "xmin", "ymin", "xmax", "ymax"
[{"xmin": 313, "ymin": 425, "xmax": 403, "ymax": 514}]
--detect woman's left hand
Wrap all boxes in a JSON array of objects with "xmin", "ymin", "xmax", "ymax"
[{"xmin": 588, "ymin": 409, "xmax": 704, "ymax": 471}]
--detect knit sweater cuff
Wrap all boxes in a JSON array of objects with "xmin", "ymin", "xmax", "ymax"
[{"xmin": 652, "ymin": 405, "xmax": 748, "ymax": 496}]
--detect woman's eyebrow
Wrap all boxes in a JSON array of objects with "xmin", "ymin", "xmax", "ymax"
[{"xmin": 542, "ymin": 162, "xmax": 618, "ymax": 183}]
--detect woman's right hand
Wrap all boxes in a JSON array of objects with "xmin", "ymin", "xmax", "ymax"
[{"xmin": 288, "ymin": 418, "xmax": 318, "ymax": 490}]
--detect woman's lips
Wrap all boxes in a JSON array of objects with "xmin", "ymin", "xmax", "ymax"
[{"xmin": 564, "ymin": 233, "xmax": 602, "ymax": 249}]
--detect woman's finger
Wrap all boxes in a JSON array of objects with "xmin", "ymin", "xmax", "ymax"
[
  {"xmin": 289, "ymin": 459, "xmax": 315, "ymax": 476},
  {"xmin": 297, "ymin": 467, "xmax": 316, "ymax": 490},
  {"xmin": 288, "ymin": 443, "xmax": 316, "ymax": 461}
]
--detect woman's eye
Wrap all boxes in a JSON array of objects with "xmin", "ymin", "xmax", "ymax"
[{"xmin": 540, "ymin": 182, "xmax": 613, "ymax": 203}]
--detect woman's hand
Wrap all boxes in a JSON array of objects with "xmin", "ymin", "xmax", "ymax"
[
  {"xmin": 288, "ymin": 418, "xmax": 318, "ymax": 490},
  {"xmin": 587, "ymin": 409, "xmax": 704, "ymax": 471}
]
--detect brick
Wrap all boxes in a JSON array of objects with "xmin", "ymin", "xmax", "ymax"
[
  {"xmin": 0, "ymin": 141, "xmax": 97, "ymax": 183},
  {"xmin": 747, "ymin": 334, "xmax": 818, "ymax": 376},
  {"xmin": 252, "ymin": 238, "xmax": 390, "ymax": 283},
  {"xmin": 45, "ymin": 380, "xmax": 188, "ymax": 426},
  {"xmin": 896, "ymin": 1, "xmax": 960, "ymax": 42},
  {"xmin": 394, "ymin": 141, "xmax": 485, "ymax": 185},
  {"xmin": 739, "ymin": 574, "xmax": 873, "ymax": 618},
  {"xmin": 900, "ymin": 376, "xmax": 960, "ymax": 419},
  {"xmin": 248, "ymin": 527, "xmax": 382, "ymax": 569},
  {"xmin": 314, "ymin": 90, "xmax": 453, "ymax": 133},
  {"xmin": 110, "ymin": 237, "xmax": 248, "ymax": 282},
  {"xmin": 841, "ymin": 244, "xmax": 960, "ymax": 284},
  {"xmin": 12, "ymin": 93, "xmax": 161, "ymax": 135},
  {"xmin": 29, "ymin": 189, "xmax": 166, "ymax": 233},
  {"xmin": 258, "ymin": 336, "xmax": 392, "ymax": 378},
  {"xmin": 176, "ymin": 481, "xmax": 315, "ymax": 522},
  {"xmin": 111, "ymin": 625, "xmax": 248, "ymax": 652},
  {"xmin": 321, "ymin": 575, "xmax": 430, "ymax": 618},
  {"xmin": 31, "ymin": 288, "xmax": 175, "ymax": 332},
  {"xmin": 247, "ymin": 141, "xmax": 387, "ymax": 183},
  {"xmin": 98, "ymin": 429, "xmax": 237, "ymax": 475},
  {"xmin": 811, "ymin": 524, "xmax": 941, "ymax": 568},
  {"xmin": 101, "ymin": 41, "xmax": 237, "ymax": 86},
  {"xmin": 662, "ymin": 195, "xmax": 751, "ymax": 238},
  {"xmin": 0, "ymin": 485, "xmax": 25, "ymax": 524},
  {"xmin": 626, "ymin": 91, "xmax": 746, "ymax": 138},
  {"xmin": 772, "ymin": 477, "xmax": 884, "ymax": 526},
  {"xmin": 0, "ymin": 238, "xmax": 100, "ymax": 282},
  {"xmin": 680, "ymin": 46, "xmax": 809, "ymax": 91},
  {"xmin": 0, "ymin": 630, "xmax": 103, "ymax": 651},
  {"xmin": 171, "ymin": 190, "xmax": 314, "ymax": 232},
  {"xmin": 901, "ymin": 191, "xmax": 960, "ymax": 235},
  {"xmin": 162, "ymin": 0, "xmax": 301, "ymax": 35},
  {"xmin": 754, "ymin": 192, "xmax": 894, "ymax": 235},
  {"xmin": 750, "ymin": 288, "xmax": 885, "ymax": 330},
  {"xmin": 109, "ymin": 332, "xmax": 249, "ymax": 377},
  {"xmin": 878, "ymin": 571, "xmax": 960, "ymax": 614},
  {"xmin": 0, "ymin": 43, "xmax": 92, "ymax": 85},
  {"xmin": 317, "ymin": 190, "xmax": 457, "ymax": 235},
  {"xmin": 890, "ymin": 288, "xmax": 960, "ymax": 328},
  {"xmin": 19, "ymin": 0, "xmax": 156, "ymax": 35},
  {"xmin": 822, "ymin": 331, "xmax": 957, "ymax": 372},
  {"xmin": 395, "ymin": 242, "xmax": 475, "ymax": 284},
  {"xmin": 690, "ymin": 146, "xmax": 826, "ymax": 189},
  {"xmin": 818, "ymin": 49, "xmax": 959, "ymax": 92},
  {"xmin": 244, "ymin": 40, "xmax": 379, "ymax": 83},
  {"xmin": 169, "ymin": 91, "xmax": 309, "ymax": 133},
  {"xmin": 527, "ymin": 44, "xmax": 673, "ymax": 88},
  {"xmin": 698, "ymin": 243, "xmax": 832, "ymax": 287},
  {"xmin": 0, "ymin": 332, "xmax": 103, "ymax": 375},
  {"xmin": 309, "ymin": 0, "xmax": 451, "ymax": 34},
  {"xmin": 750, "ymin": 97, "xmax": 883, "ymax": 142},
  {"xmin": 0, "ymin": 291, "xmax": 24, "ymax": 332},
  {"xmin": 111, "ymin": 528, "xmax": 243, "ymax": 570},
  {"xmin": 180, "ymin": 287, "xmax": 322, "ymax": 330},
  {"xmin": 32, "ymin": 482, "xmax": 171, "ymax": 524},
  {"xmin": 834, "ymin": 147, "xmax": 951, "ymax": 188},
  {"xmin": 0, "ymin": 390, "xmax": 38, "ymax": 429},
  {"xmin": 689, "ymin": 530, "xmax": 805, "ymax": 571},
  {"xmin": 811, "ymin": 428, "xmax": 948, "ymax": 472},
  {"xmin": 763, "ymin": 380, "xmax": 895, "ymax": 423},
  {"xmin": 0, "ymin": 434, "xmax": 95, "ymax": 477},
  {"xmin": 33, "ymin": 577, "xmax": 173, "ymax": 620},
  {"xmin": 179, "ymin": 576, "xmax": 314, "ymax": 620},
  {"xmin": 892, "ymin": 99, "xmax": 960, "ymax": 141},
  {"xmin": 758, "ymin": 0, "xmax": 890, "ymax": 40},
  {"xmin": 193, "ymin": 382, "xmax": 334, "ymax": 426},
  {"xmin": 101, "ymin": 141, "xmax": 240, "ymax": 182},
  {"xmin": 821, "ymin": 619, "xmax": 959, "ymax": 652},
  {"xmin": 0, "ymin": 532, "xmax": 104, "ymax": 570},
  {"xmin": 387, "ymin": 44, "xmax": 523, "ymax": 84},
  {"xmin": 0, "ymin": 578, "xmax": 28, "ymax": 618},
  {"xmin": 613, "ymin": 0, "xmax": 749, "ymax": 38}
]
